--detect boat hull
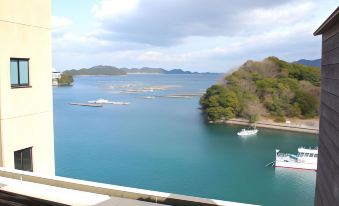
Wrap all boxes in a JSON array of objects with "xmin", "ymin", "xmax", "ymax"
[{"xmin": 275, "ymin": 161, "xmax": 317, "ymax": 171}]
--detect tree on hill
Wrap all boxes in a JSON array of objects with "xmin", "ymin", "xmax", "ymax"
[
  {"xmin": 57, "ymin": 73, "xmax": 74, "ymax": 86},
  {"xmin": 200, "ymin": 57, "xmax": 320, "ymax": 122}
]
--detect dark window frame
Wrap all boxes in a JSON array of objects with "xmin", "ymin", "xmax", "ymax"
[
  {"xmin": 10, "ymin": 58, "xmax": 31, "ymax": 88},
  {"xmin": 14, "ymin": 147, "xmax": 33, "ymax": 172}
]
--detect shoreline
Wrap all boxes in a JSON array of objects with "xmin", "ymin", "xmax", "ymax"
[{"xmin": 212, "ymin": 118, "xmax": 319, "ymax": 134}]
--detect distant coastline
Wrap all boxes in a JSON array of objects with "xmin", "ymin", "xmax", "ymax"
[{"xmin": 64, "ymin": 65, "xmax": 218, "ymax": 76}]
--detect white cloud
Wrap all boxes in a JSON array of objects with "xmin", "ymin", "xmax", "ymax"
[
  {"xmin": 52, "ymin": 0, "xmax": 338, "ymax": 72},
  {"xmin": 92, "ymin": 0, "xmax": 301, "ymax": 46},
  {"xmin": 52, "ymin": 16, "xmax": 72, "ymax": 33},
  {"xmin": 92, "ymin": 0, "xmax": 139, "ymax": 20},
  {"xmin": 241, "ymin": 1, "xmax": 315, "ymax": 29},
  {"xmin": 250, "ymin": 2, "xmax": 314, "ymax": 23}
]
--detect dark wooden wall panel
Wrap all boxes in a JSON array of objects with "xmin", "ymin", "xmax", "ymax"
[
  {"xmin": 316, "ymin": 18, "xmax": 339, "ymax": 206},
  {"xmin": 322, "ymin": 32, "xmax": 339, "ymax": 53},
  {"xmin": 321, "ymin": 64, "xmax": 339, "ymax": 79},
  {"xmin": 322, "ymin": 48, "xmax": 339, "ymax": 65},
  {"xmin": 319, "ymin": 119, "xmax": 339, "ymax": 167},
  {"xmin": 321, "ymin": 91, "xmax": 339, "ymax": 112},
  {"xmin": 321, "ymin": 78, "xmax": 339, "ymax": 96},
  {"xmin": 317, "ymin": 147, "xmax": 335, "ymax": 205},
  {"xmin": 320, "ymin": 118, "xmax": 339, "ymax": 157},
  {"xmin": 323, "ymin": 20, "xmax": 339, "ymax": 40}
]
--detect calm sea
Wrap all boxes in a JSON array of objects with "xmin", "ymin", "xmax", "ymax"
[{"xmin": 53, "ymin": 74, "xmax": 317, "ymax": 206}]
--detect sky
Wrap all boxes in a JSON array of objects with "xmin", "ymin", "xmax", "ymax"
[{"xmin": 52, "ymin": 0, "xmax": 338, "ymax": 72}]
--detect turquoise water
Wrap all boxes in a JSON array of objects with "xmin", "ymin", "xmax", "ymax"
[{"xmin": 53, "ymin": 74, "xmax": 317, "ymax": 206}]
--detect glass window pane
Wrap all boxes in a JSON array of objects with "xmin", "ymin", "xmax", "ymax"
[
  {"xmin": 14, "ymin": 151, "xmax": 22, "ymax": 170},
  {"xmin": 19, "ymin": 60, "xmax": 29, "ymax": 85},
  {"xmin": 10, "ymin": 60, "xmax": 18, "ymax": 85},
  {"xmin": 22, "ymin": 148, "xmax": 32, "ymax": 171}
]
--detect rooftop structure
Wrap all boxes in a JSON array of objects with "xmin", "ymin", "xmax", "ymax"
[
  {"xmin": 314, "ymin": 6, "xmax": 339, "ymax": 206},
  {"xmin": 52, "ymin": 72, "xmax": 61, "ymax": 86}
]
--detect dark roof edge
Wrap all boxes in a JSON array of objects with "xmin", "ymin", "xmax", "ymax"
[{"xmin": 314, "ymin": 6, "xmax": 339, "ymax": 36}]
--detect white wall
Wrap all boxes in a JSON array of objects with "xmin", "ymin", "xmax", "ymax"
[{"xmin": 0, "ymin": 0, "xmax": 55, "ymax": 175}]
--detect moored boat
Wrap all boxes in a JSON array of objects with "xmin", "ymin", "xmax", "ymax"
[
  {"xmin": 237, "ymin": 127, "xmax": 258, "ymax": 136},
  {"xmin": 88, "ymin": 98, "xmax": 112, "ymax": 104},
  {"xmin": 275, "ymin": 147, "xmax": 318, "ymax": 170},
  {"xmin": 88, "ymin": 98, "xmax": 130, "ymax": 105},
  {"xmin": 143, "ymin": 96, "xmax": 155, "ymax": 99}
]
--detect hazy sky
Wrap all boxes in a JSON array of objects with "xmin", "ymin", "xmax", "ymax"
[{"xmin": 52, "ymin": 0, "xmax": 338, "ymax": 72}]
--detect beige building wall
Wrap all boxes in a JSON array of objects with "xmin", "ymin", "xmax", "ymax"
[{"xmin": 0, "ymin": 0, "xmax": 55, "ymax": 175}]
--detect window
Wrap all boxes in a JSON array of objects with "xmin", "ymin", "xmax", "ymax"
[
  {"xmin": 10, "ymin": 58, "xmax": 30, "ymax": 88},
  {"xmin": 14, "ymin": 147, "xmax": 33, "ymax": 172}
]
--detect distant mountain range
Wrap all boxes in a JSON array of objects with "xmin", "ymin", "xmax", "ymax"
[
  {"xmin": 64, "ymin": 66, "xmax": 215, "ymax": 76},
  {"xmin": 295, "ymin": 59, "xmax": 321, "ymax": 68}
]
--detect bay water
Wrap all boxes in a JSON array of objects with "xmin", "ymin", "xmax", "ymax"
[{"xmin": 53, "ymin": 74, "xmax": 317, "ymax": 206}]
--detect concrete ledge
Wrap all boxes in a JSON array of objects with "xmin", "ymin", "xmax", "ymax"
[
  {"xmin": 223, "ymin": 119, "xmax": 319, "ymax": 134},
  {"xmin": 0, "ymin": 167, "xmax": 257, "ymax": 206}
]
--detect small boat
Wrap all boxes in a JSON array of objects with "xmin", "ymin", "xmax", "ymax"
[
  {"xmin": 143, "ymin": 96, "xmax": 155, "ymax": 99},
  {"xmin": 88, "ymin": 98, "xmax": 112, "ymax": 104},
  {"xmin": 237, "ymin": 127, "xmax": 258, "ymax": 136},
  {"xmin": 274, "ymin": 147, "xmax": 318, "ymax": 170},
  {"xmin": 88, "ymin": 98, "xmax": 130, "ymax": 105},
  {"xmin": 69, "ymin": 102, "xmax": 103, "ymax": 107}
]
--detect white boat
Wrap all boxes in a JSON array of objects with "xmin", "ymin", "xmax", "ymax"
[
  {"xmin": 237, "ymin": 127, "xmax": 258, "ymax": 136},
  {"xmin": 88, "ymin": 98, "xmax": 130, "ymax": 105},
  {"xmin": 275, "ymin": 147, "xmax": 318, "ymax": 170},
  {"xmin": 88, "ymin": 98, "xmax": 112, "ymax": 104},
  {"xmin": 143, "ymin": 96, "xmax": 155, "ymax": 99}
]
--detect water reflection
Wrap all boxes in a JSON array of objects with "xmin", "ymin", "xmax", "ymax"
[{"xmin": 275, "ymin": 167, "xmax": 316, "ymax": 186}]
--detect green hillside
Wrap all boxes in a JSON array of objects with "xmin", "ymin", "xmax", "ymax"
[{"xmin": 200, "ymin": 57, "xmax": 320, "ymax": 123}]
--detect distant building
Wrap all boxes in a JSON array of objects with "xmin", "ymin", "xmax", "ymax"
[
  {"xmin": 52, "ymin": 71, "xmax": 61, "ymax": 86},
  {"xmin": 0, "ymin": 0, "xmax": 55, "ymax": 175},
  {"xmin": 314, "ymin": 6, "xmax": 339, "ymax": 206}
]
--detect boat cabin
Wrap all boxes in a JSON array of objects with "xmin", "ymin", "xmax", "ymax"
[{"xmin": 297, "ymin": 148, "xmax": 318, "ymax": 158}]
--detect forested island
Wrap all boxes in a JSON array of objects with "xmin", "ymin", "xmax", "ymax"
[
  {"xmin": 200, "ymin": 57, "xmax": 320, "ymax": 123},
  {"xmin": 57, "ymin": 73, "xmax": 74, "ymax": 86},
  {"xmin": 64, "ymin": 66, "xmax": 214, "ymax": 76}
]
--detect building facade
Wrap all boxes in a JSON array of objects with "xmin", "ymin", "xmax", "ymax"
[
  {"xmin": 52, "ymin": 72, "xmax": 61, "ymax": 86},
  {"xmin": 0, "ymin": 0, "xmax": 55, "ymax": 175},
  {"xmin": 314, "ymin": 7, "xmax": 339, "ymax": 206}
]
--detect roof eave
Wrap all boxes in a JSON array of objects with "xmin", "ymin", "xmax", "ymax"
[{"xmin": 314, "ymin": 6, "xmax": 339, "ymax": 36}]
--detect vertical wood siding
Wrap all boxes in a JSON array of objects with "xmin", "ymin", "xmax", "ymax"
[{"xmin": 316, "ymin": 19, "xmax": 339, "ymax": 206}]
